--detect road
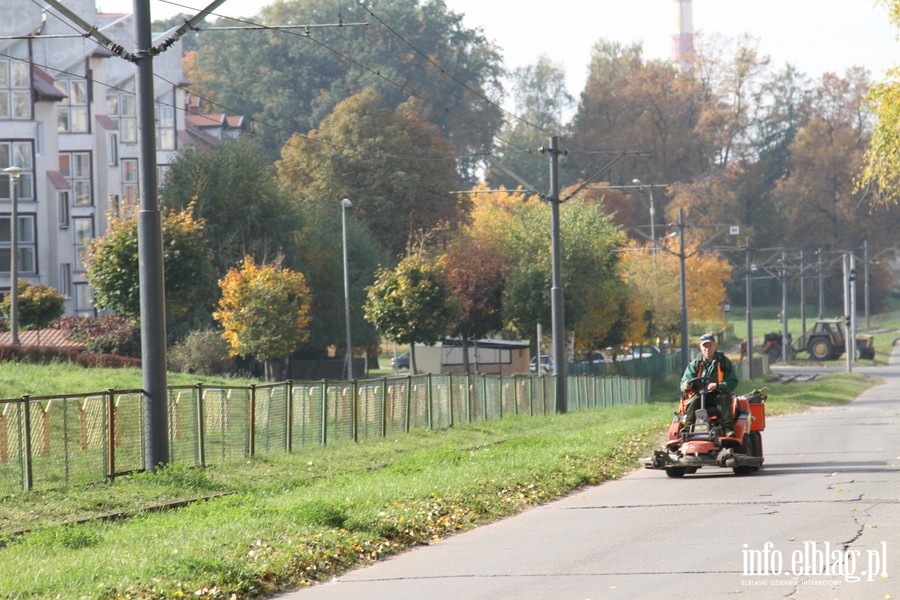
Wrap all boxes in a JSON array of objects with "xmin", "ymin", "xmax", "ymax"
[{"xmin": 281, "ymin": 354, "xmax": 900, "ymax": 600}]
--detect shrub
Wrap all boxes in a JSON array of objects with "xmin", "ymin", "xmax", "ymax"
[
  {"xmin": 167, "ymin": 329, "xmax": 233, "ymax": 376},
  {"xmin": 58, "ymin": 315, "xmax": 140, "ymax": 357}
]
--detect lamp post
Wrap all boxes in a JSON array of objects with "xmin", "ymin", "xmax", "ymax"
[
  {"xmin": 3, "ymin": 166, "xmax": 21, "ymax": 345},
  {"xmin": 341, "ymin": 198, "xmax": 353, "ymax": 380}
]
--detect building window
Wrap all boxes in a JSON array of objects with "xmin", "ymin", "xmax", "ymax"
[
  {"xmin": 0, "ymin": 141, "xmax": 35, "ymax": 201},
  {"xmin": 58, "ymin": 190, "xmax": 70, "ymax": 228},
  {"xmin": 55, "ymin": 61, "xmax": 90, "ymax": 133},
  {"xmin": 0, "ymin": 214, "xmax": 37, "ymax": 275},
  {"xmin": 106, "ymin": 78, "xmax": 136, "ymax": 143},
  {"xmin": 73, "ymin": 216, "xmax": 93, "ymax": 273},
  {"xmin": 156, "ymin": 88, "xmax": 176, "ymax": 151},
  {"xmin": 0, "ymin": 41, "xmax": 31, "ymax": 120},
  {"xmin": 59, "ymin": 151, "xmax": 92, "ymax": 206},
  {"xmin": 59, "ymin": 263, "xmax": 71, "ymax": 298},
  {"xmin": 73, "ymin": 282, "xmax": 94, "ymax": 315},
  {"xmin": 121, "ymin": 158, "xmax": 139, "ymax": 214}
]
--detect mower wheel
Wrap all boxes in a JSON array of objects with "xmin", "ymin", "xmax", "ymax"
[
  {"xmin": 733, "ymin": 435, "xmax": 754, "ymax": 475},
  {"xmin": 665, "ymin": 467, "xmax": 686, "ymax": 478},
  {"xmin": 750, "ymin": 431, "xmax": 763, "ymax": 471}
]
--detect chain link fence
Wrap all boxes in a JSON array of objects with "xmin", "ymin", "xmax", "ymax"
[{"xmin": 0, "ymin": 372, "xmax": 647, "ymax": 493}]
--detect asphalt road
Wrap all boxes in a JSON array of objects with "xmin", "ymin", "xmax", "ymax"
[{"xmin": 281, "ymin": 353, "xmax": 900, "ymax": 600}]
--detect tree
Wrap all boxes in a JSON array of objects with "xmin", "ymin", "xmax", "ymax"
[
  {"xmin": 443, "ymin": 234, "xmax": 506, "ymax": 373},
  {"xmin": 189, "ymin": 0, "xmax": 504, "ymax": 171},
  {"xmin": 462, "ymin": 185, "xmax": 629, "ymax": 353},
  {"xmin": 488, "ymin": 55, "xmax": 573, "ymax": 191},
  {"xmin": 84, "ymin": 205, "xmax": 216, "ymax": 341},
  {"xmin": 160, "ymin": 140, "xmax": 303, "ymax": 278},
  {"xmin": 290, "ymin": 201, "xmax": 387, "ymax": 363},
  {"xmin": 277, "ymin": 88, "xmax": 464, "ymax": 257},
  {"xmin": 857, "ymin": 0, "xmax": 900, "ymax": 205},
  {"xmin": 0, "ymin": 281, "xmax": 64, "ymax": 343},
  {"xmin": 213, "ymin": 255, "xmax": 313, "ymax": 380},
  {"xmin": 363, "ymin": 253, "xmax": 458, "ymax": 373}
]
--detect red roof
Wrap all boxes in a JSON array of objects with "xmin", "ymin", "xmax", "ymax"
[{"xmin": 0, "ymin": 328, "xmax": 86, "ymax": 350}]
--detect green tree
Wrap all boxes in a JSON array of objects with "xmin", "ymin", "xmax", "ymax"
[
  {"xmin": 277, "ymin": 88, "xmax": 464, "ymax": 258},
  {"xmin": 290, "ymin": 201, "xmax": 387, "ymax": 363},
  {"xmin": 857, "ymin": 0, "xmax": 900, "ymax": 205},
  {"xmin": 0, "ymin": 281, "xmax": 64, "ymax": 342},
  {"xmin": 488, "ymin": 55, "xmax": 573, "ymax": 192},
  {"xmin": 213, "ymin": 255, "xmax": 313, "ymax": 380},
  {"xmin": 160, "ymin": 140, "xmax": 303, "ymax": 278},
  {"xmin": 363, "ymin": 253, "xmax": 458, "ymax": 373},
  {"xmin": 84, "ymin": 205, "xmax": 215, "ymax": 341},
  {"xmin": 190, "ymin": 0, "xmax": 504, "ymax": 171}
]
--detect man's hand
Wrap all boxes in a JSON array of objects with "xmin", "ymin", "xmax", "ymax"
[{"xmin": 707, "ymin": 382, "xmax": 718, "ymax": 392}]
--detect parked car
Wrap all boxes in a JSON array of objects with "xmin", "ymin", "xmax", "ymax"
[
  {"xmin": 391, "ymin": 352, "xmax": 410, "ymax": 370},
  {"xmin": 530, "ymin": 355, "xmax": 552, "ymax": 373}
]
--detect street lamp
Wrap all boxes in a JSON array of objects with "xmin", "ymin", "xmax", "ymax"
[
  {"xmin": 3, "ymin": 165, "xmax": 21, "ymax": 345},
  {"xmin": 341, "ymin": 198, "xmax": 353, "ymax": 380}
]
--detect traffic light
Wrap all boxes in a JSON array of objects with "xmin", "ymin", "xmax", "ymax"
[
  {"xmin": 849, "ymin": 268, "xmax": 857, "ymax": 282},
  {"xmin": 845, "ymin": 315, "xmax": 851, "ymax": 329}
]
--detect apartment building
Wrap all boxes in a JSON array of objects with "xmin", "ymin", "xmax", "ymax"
[{"xmin": 1, "ymin": 0, "xmax": 239, "ymax": 317}]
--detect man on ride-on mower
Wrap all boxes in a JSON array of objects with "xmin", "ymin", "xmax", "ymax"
[{"xmin": 679, "ymin": 333, "xmax": 738, "ymax": 437}]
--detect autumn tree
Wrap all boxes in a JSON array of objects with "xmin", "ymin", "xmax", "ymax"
[
  {"xmin": 363, "ymin": 253, "xmax": 458, "ymax": 374},
  {"xmin": 0, "ymin": 281, "xmax": 64, "ymax": 343},
  {"xmin": 277, "ymin": 88, "xmax": 464, "ymax": 257},
  {"xmin": 84, "ymin": 205, "xmax": 215, "ymax": 341},
  {"xmin": 442, "ymin": 234, "xmax": 506, "ymax": 373},
  {"xmin": 213, "ymin": 256, "xmax": 312, "ymax": 380},
  {"xmin": 463, "ymin": 186, "xmax": 629, "ymax": 353},
  {"xmin": 160, "ymin": 140, "xmax": 303, "ymax": 278}
]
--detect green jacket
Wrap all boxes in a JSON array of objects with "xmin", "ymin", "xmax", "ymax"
[{"xmin": 680, "ymin": 350, "xmax": 738, "ymax": 395}]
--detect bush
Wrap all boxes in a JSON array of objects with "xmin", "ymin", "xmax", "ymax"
[
  {"xmin": 57, "ymin": 315, "xmax": 140, "ymax": 357},
  {"xmin": 167, "ymin": 329, "xmax": 234, "ymax": 376}
]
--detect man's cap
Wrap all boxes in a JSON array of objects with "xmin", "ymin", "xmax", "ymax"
[{"xmin": 699, "ymin": 333, "xmax": 716, "ymax": 345}]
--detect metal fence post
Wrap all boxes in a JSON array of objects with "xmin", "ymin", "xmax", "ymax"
[
  {"xmin": 404, "ymin": 375, "xmax": 412, "ymax": 433},
  {"xmin": 22, "ymin": 395, "xmax": 33, "ymax": 491},
  {"xmin": 351, "ymin": 379, "xmax": 358, "ymax": 443},
  {"xmin": 248, "ymin": 384, "xmax": 256, "ymax": 457},
  {"xmin": 426, "ymin": 373, "xmax": 433, "ymax": 430},
  {"xmin": 320, "ymin": 381, "xmax": 328, "ymax": 446},
  {"xmin": 286, "ymin": 380, "xmax": 293, "ymax": 452},
  {"xmin": 380, "ymin": 377, "xmax": 387, "ymax": 438},
  {"xmin": 196, "ymin": 383, "xmax": 205, "ymax": 466},
  {"xmin": 106, "ymin": 390, "xmax": 115, "ymax": 480}
]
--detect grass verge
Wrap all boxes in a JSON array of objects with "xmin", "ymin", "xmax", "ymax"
[{"xmin": 0, "ymin": 372, "xmax": 879, "ymax": 598}]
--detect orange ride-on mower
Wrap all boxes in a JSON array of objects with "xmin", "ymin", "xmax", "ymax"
[{"xmin": 642, "ymin": 377, "xmax": 766, "ymax": 477}]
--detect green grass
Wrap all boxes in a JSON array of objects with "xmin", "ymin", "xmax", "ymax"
[
  {"xmin": 0, "ymin": 363, "xmax": 880, "ymax": 598},
  {"xmin": 0, "ymin": 361, "xmax": 260, "ymax": 400}
]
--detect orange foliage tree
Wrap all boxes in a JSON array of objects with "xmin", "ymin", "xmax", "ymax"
[{"xmin": 214, "ymin": 255, "xmax": 312, "ymax": 379}]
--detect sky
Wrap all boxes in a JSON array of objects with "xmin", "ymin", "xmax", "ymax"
[{"xmin": 98, "ymin": 0, "xmax": 898, "ymax": 100}]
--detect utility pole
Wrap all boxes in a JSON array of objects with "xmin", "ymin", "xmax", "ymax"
[
  {"xmin": 545, "ymin": 136, "xmax": 567, "ymax": 413},
  {"xmin": 744, "ymin": 239, "xmax": 753, "ymax": 380},
  {"xmin": 677, "ymin": 209, "xmax": 689, "ymax": 370},
  {"xmin": 133, "ymin": 0, "xmax": 169, "ymax": 470}
]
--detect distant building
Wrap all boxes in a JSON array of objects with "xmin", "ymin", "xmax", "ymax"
[{"xmin": 0, "ymin": 0, "xmax": 244, "ymax": 317}]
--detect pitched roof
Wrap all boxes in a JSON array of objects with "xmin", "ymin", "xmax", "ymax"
[{"xmin": 0, "ymin": 327, "xmax": 86, "ymax": 350}]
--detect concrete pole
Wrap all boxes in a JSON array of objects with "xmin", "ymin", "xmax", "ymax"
[
  {"xmin": 341, "ymin": 198, "xmax": 353, "ymax": 380},
  {"xmin": 134, "ymin": 0, "xmax": 169, "ymax": 470},
  {"xmin": 547, "ymin": 136, "xmax": 567, "ymax": 413}
]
